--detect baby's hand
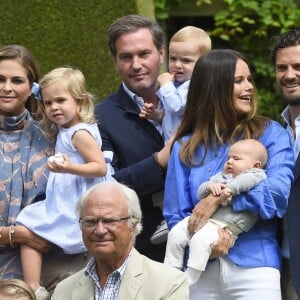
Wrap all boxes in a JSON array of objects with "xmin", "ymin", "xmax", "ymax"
[
  {"xmin": 158, "ymin": 72, "xmax": 174, "ymax": 87},
  {"xmin": 220, "ymin": 187, "xmax": 232, "ymax": 205},
  {"xmin": 207, "ymin": 183, "xmax": 226, "ymax": 196},
  {"xmin": 221, "ymin": 187, "xmax": 232, "ymax": 198}
]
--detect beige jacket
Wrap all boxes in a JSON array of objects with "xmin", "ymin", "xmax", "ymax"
[{"xmin": 51, "ymin": 248, "xmax": 189, "ymax": 300}]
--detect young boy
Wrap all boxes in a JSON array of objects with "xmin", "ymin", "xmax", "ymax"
[
  {"xmin": 164, "ymin": 139, "xmax": 268, "ymax": 285},
  {"xmin": 140, "ymin": 26, "xmax": 212, "ymax": 142}
]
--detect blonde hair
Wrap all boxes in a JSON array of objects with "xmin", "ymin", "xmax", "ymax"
[
  {"xmin": 170, "ymin": 26, "xmax": 212, "ymax": 55},
  {"xmin": 0, "ymin": 279, "xmax": 36, "ymax": 300},
  {"xmin": 36, "ymin": 66, "xmax": 96, "ymax": 141}
]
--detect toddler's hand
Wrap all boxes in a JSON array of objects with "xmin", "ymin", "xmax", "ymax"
[
  {"xmin": 139, "ymin": 103, "xmax": 163, "ymax": 122},
  {"xmin": 48, "ymin": 153, "xmax": 69, "ymax": 173},
  {"xmin": 48, "ymin": 153, "xmax": 64, "ymax": 164},
  {"xmin": 158, "ymin": 72, "xmax": 174, "ymax": 87},
  {"xmin": 139, "ymin": 103, "xmax": 154, "ymax": 119}
]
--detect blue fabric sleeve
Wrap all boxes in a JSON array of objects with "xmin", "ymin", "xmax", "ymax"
[{"xmin": 232, "ymin": 121, "xmax": 294, "ymax": 218}]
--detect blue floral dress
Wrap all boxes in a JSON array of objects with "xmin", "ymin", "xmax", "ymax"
[{"xmin": 0, "ymin": 110, "xmax": 53, "ymax": 279}]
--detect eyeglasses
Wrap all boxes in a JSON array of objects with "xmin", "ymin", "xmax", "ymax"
[{"xmin": 79, "ymin": 216, "xmax": 130, "ymax": 229}]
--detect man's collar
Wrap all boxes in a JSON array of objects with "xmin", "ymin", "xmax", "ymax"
[
  {"xmin": 281, "ymin": 106, "xmax": 291, "ymax": 125},
  {"xmin": 122, "ymin": 82, "xmax": 136, "ymax": 100}
]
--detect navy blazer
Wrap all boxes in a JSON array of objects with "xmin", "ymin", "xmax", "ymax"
[
  {"xmin": 94, "ymin": 85, "xmax": 166, "ymax": 261},
  {"xmin": 288, "ymin": 153, "xmax": 300, "ymax": 297}
]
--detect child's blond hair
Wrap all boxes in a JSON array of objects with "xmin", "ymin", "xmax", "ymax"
[
  {"xmin": 170, "ymin": 26, "xmax": 212, "ymax": 56},
  {"xmin": 37, "ymin": 66, "xmax": 96, "ymax": 141}
]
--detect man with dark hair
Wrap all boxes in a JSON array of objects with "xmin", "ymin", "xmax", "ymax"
[
  {"xmin": 94, "ymin": 15, "xmax": 170, "ymax": 262},
  {"xmin": 271, "ymin": 28, "xmax": 300, "ymax": 300}
]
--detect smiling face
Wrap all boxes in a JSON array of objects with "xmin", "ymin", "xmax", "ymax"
[
  {"xmin": 113, "ymin": 28, "xmax": 164, "ymax": 98},
  {"xmin": 168, "ymin": 40, "xmax": 200, "ymax": 83},
  {"xmin": 0, "ymin": 59, "xmax": 32, "ymax": 116},
  {"xmin": 41, "ymin": 83, "xmax": 79, "ymax": 128},
  {"xmin": 233, "ymin": 59, "xmax": 253, "ymax": 115},
  {"xmin": 81, "ymin": 186, "xmax": 135, "ymax": 266},
  {"xmin": 275, "ymin": 45, "xmax": 300, "ymax": 106}
]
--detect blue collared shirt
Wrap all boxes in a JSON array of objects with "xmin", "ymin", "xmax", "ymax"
[{"xmin": 156, "ymin": 80, "xmax": 189, "ymax": 142}]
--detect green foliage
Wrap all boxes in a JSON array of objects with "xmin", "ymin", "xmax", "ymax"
[
  {"xmin": 0, "ymin": 0, "xmax": 143, "ymax": 102},
  {"xmin": 155, "ymin": 0, "xmax": 183, "ymax": 19},
  {"xmin": 210, "ymin": 0, "xmax": 300, "ymax": 121},
  {"xmin": 154, "ymin": 0, "xmax": 300, "ymax": 121}
]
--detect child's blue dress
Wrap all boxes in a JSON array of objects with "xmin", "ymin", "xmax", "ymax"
[{"xmin": 17, "ymin": 123, "xmax": 110, "ymax": 254}]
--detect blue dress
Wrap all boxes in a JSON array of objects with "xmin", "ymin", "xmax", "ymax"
[{"xmin": 17, "ymin": 123, "xmax": 108, "ymax": 254}]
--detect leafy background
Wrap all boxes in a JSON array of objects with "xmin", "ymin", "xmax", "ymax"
[
  {"xmin": 155, "ymin": 0, "xmax": 300, "ymax": 122},
  {"xmin": 0, "ymin": 0, "xmax": 154, "ymax": 101},
  {"xmin": 1, "ymin": 0, "xmax": 299, "ymax": 121}
]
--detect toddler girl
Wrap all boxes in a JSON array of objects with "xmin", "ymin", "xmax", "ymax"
[{"xmin": 16, "ymin": 67, "xmax": 112, "ymax": 299}]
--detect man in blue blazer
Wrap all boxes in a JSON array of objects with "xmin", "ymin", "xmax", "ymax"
[
  {"xmin": 271, "ymin": 29, "xmax": 300, "ymax": 299},
  {"xmin": 94, "ymin": 15, "xmax": 172, "ymax": 262}
]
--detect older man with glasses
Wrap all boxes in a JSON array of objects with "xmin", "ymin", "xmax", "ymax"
[{"xmin": 51, "ymin": 181, "xmax": 189, "ymax": 300}]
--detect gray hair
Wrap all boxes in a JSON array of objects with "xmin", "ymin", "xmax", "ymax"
[
  {"xmin": 77, "ymin": 181, "xmax": 143, "ymax": 236},
  {"xmin": 107, "ymin": 14, "xmax": 164, "ymax": 57}
]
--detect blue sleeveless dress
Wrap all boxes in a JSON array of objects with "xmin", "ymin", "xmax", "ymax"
[{"xmin": 17, "ymin": 123, "xmax": 108, "ymax": 254}]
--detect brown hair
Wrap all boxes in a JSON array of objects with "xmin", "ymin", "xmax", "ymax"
[
  {"xmin": 107, "ymin": 14, "xmax": 164, "ymax": 57},
  {"xmin": 175, "ymin": 49, "xmax": 269, "ymax": 166},
  {"xmin": 0, "ymin": 45, "xmax": 40, "ymax": 115}
]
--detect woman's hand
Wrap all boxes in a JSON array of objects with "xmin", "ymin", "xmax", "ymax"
[
  {"xmin": 188, "ymin": 193, "xmax": 220, "ymax": 235},
  {"xmin": 210, "ymin": 227, "xmax": 236, "ymax": 258},
  {"xmin": 14, "ymin": 225, "xmax": 51, "ymax": 253}
]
